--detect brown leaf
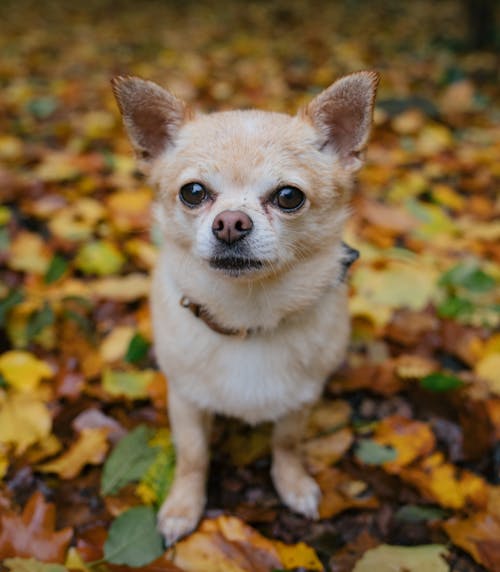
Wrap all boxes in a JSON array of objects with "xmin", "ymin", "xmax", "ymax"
[
  {"xmin": 171, "ymin": 516, "xmax": 282, "ymax": 572},
  {"xmin": 317, "ymin": 467, "xmax": 379, "ymax": 519},
  {"xmin": 0, "ymin": 492, "xmax": 73, "ymax": 563},
  {"xmin": 442, "ymin": 513, "xmax": 500, "ymax": 567}
]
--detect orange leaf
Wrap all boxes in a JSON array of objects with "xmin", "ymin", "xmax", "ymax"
[
  {"xmin": 374, "ymin": 415, "xmax": 436, "ymax": 472},
  {"xmin": 171, "ymin": 516, "xmax": 283, "ymax": 572},
  {"xmin": 442, "ymin": 513, "xmax": 500, "ymax": 566},
  {"xmin": 317, "ymin": 467, "xmax": 379, "ymax": 519},
  {"xmin": 0, "ymin": 492, "xmax": 73, "ymax": 563}
]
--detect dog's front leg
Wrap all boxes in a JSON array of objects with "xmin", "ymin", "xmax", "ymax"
[
  {"xmin": 158, "ymin": 387, "xmax": 212, "ymax": 545},
  {"xmin": 271, "ymin": 407, "xmax": 321, "ymax": 519}
]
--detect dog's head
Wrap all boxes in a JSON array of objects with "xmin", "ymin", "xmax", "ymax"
[{"xmin": 112, "ymin": 72, "xmax": 379, "ymax": 280}]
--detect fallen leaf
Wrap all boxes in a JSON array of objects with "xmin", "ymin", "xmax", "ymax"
[
  {"xmin": 101, "ymin": 425, "xmax": 158, "ymax": 496},
  {"xmin": 317, "ymin": 467, "xmax": 379, "ymax": 518},
  {"xmin": 75, "ymin": 240, "xmax": 125, "ymax": 276},
  {"xmin": 352, "ymin": 544, "xmax": 449, "ymax": 572},
  {"xmin": 37, "ymin": 428, "xmax": 109, "ymax": 479},
  {"xmin": 7, "ymin": 231, "xmax": 51, "ymax": 274},
  {"xmin": 399, "ymin": 452, "xmax": 489, "ymax": 509},
  {"xmin": 475, "ymin": 353, "xmax": 500, "ymax": 395},
  {"xmin": 0, "ymin": 392, "xmax": 52, "ymax": 454},
  {"xmin": 442, "ymin": 513, "xmax": 500, "ymax": 567},
  {"xmin": 273, "ymin": 540, "xmax": 323, "ymax": 571},
  {"xmin": 0, "ymin": 492, "xmax": 73, "ymax": 563},
  {"xmin": 0, "ymin": 351, "xmax": 53, "ymax": 392},
  {"xmin": 373, "ymin": 414, "xmax": 436, "ymax": 471},
  {"xmin": 172, "ymin": 516, "xmax": 283, "ymax": 572},
  {"xmin": 102, "ymin": 368, "xmax": 156, "ymax": 399},
  {"xmin": 354, "ymin": 439, "xmax": 397, "ymax": 466},
  {"xmin": 104, "ymin": 506, "xmax": 164, "ymax": 567},
  {"xmin": 304, "ymin": 427, "xmax": 354, "ymax": 473},
  {"xmin": 107, "ymin": 188, "xmax": 153, "ymax": 233},
  {"xmin": 99, "ymin": 326, "xmax": 135, "ymax": 363},
  {"xmin": 3, "ymin": 558, "xmax": 67, "ymax": 572}
]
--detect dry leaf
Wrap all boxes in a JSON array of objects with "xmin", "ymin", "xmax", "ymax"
[
  {"xmin": 37, "ymin": 428, "xmax": 109, "ymax": 479},
  {"xmin": 0, "ymin": 492, "xmax": 73, "ymax": 563}
]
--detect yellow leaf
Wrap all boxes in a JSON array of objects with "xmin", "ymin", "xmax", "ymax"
[
  {"xmin": 107, "ymin": 188, "xmax": 153, "ymax": 233},
  {"xmin": 400, "ymin": 452, "xmax": 488, "ymax": 510},
  {"xmin": 38, "ymin": 427, "xmax": 109, "ymax": 479},
  {"xmin": 353, "ymin": 544, "xmax": 449, "ymax": 572},
  {"xmin": 65, "ymin": 548, "xmax": 92, "ymax": 572},
  {"xmin": 0, "ymin": 393, "xmax": 52, "ymax": 454},
  {"xmin": 48, "ymin": 198, "xmax": 106, "ymax": 241},
  {"xmin": 416, "ymin": 123, "xmax": 453, "ymax": 156},
  {"xmin": 102, "ymin": 368, "xmax": 155, "ymax": 399},
  {"xmin": 374, "ymin": 415, "xmax": 436, "ymax": 472},
  {"xmin": 304, "ymin": 427, "xmax": 354, "ymax": 473},
  {"xmin": 8, "ymin": 232, "xmax": 51, "ymax": 274},
  {"xmin": 475, "ymin": 353, "xmax": 500, "ymax": 395},
  {"xmin": 0, "ymin": 351, "xmax": 53, "ymax": 391},
  {"xmin": 0, "ymin": 443, "xmax": 9, "ymax": 478},
  {"xmin": 273, "ymin": 540, "xmax": 324, "ymax": 571},
  {"xmin": 99, "ymin": 326, "xmax": 135, "ymax": 363},
  {"xmin": 352, "ymin": 258, "xmax": 439, "ymax": 314},
  {"xmin": 90, "ymin": 274, "xmax": 150, "ymax": 301},
  {"xmin": 75, "ymin": 240, "xmax": 125, "ymax": 276}
]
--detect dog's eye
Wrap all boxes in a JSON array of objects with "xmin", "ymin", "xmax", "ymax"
[
  {"xmin": 179, "ymin": 182, "xmax": 208, "ymax": 207},
  {"xmin": 272, "ymin": 186, "xmax": 305, "ymax": 212}
]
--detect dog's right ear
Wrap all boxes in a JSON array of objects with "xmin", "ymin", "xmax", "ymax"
[{"xmin": 111, "ymin": 76, "xmax": 188, "ymax": 165}]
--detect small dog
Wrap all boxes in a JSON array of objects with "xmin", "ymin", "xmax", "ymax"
[{"xmin": 112, "ymin": 71, "xmax": 379, "ymax": 545}]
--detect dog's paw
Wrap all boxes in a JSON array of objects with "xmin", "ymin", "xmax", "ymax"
[
  {"xmin": 272, "ymin": 462, "xmax": 321, "ymax": 520},
  {"xmin": 157, "ymin": 487, "xmax": 205, "ymax": 546}
]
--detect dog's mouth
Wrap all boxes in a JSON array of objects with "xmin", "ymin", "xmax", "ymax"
[{"xmin": 209, "ymin": 256, "xmax": 264, "ymax": 276}]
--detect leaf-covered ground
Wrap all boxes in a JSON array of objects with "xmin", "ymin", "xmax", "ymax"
[{"xmin": 0, "ymin": 1, "xmax": 499, "ymax": 571}]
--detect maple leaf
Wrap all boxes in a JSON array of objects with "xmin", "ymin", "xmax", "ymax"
[{"xmin": 0, "ymin": 492, "xmax": 73, "ymax": 562}]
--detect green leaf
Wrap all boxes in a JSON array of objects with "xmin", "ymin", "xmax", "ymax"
[
  {"xmin": 125, "ymin": 333, "xmax": 150, "ymax": 364},
  {"xmin": 439, "ymin": 262, "xmax": 495, "ymax": 293},
  {"xmin": 44, "ymin": 254, "xmax": 69, "ymax": 284},
  {"xmin": 104, "ymin": 506, "xmax": 164, "ymax": 566},
  {"xmin": 0, "ymin": 290, "xmax": 24, "ymax": 326},
  {"xmin": 102, "ymin": 368, "xmax": 155, "ymax": 399},
  {"xmin": 420, "ymin": 372, "xmax": 464, "ymax": 392},
  {"xmin": 137, "ymin": 433, "xmax": 176, "ymax": 508},
  {"xmin": 75, "ymin": 240, "xmax": 125, "ymax": 276},
  {"xmin": 354, "ymin": 439, "xmax": 397, "ymax": 465},
  {"xmin": 26, "ymin": 97, "xmax": 58, "ymax": 119},
  {"xmin": 0, "ymin": 226, "xmax": 10, "ymax": 252},
  {"xmin": 437, "ymin": 296, "xmax": 473, "ymax": 319},
  {"xmin": 26, "ymin": 303, "xmax": 54, "ymax": 341},
  {"xmin": 101, "ymin": 425, "xmax": 158, "ymax": 495},
  {"xmin": 4, "ymin": 558, "xmax": 67, "ymax": 572},
  {"xmin": 395, "ymin": 505, "xmax": 448, "ymax": 523}
]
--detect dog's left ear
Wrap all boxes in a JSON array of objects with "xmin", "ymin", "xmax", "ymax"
[{"xmin": 304, "ymin": 71, "xmax": 379, "ymax": 171}]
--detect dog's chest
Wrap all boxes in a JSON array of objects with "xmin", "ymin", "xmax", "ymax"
[{"xmin": 152, "ymin": 266, "xmax": 350, "ymax": 424}]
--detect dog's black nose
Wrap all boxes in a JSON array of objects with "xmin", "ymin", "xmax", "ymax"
[{"xmin": 212, "ymin": 210, "xmax": 253, "ymax": 244}]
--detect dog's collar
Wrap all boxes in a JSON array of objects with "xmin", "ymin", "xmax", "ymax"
[
  {"xmin": 180, "ymin": 296, "xmax": 254, "ymax": 338},
  {"xmin": 180, "ymin": 242, "xmax": 359, "ymax": 338}
]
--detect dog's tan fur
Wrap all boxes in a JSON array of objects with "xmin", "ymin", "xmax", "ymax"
[{"xmin": 112, "ymin": 71, "xmax": 379, "ymax": 544}]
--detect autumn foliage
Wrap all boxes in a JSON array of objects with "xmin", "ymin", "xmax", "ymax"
[{"xmin": 0, "ymin": 1, "xmax": 499, "ymax": 571}]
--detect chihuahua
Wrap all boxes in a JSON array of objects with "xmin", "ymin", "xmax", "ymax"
[{"xmin": 112, "ymin": 71, "xmax": 379, "ymax": 545}]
